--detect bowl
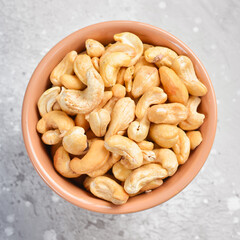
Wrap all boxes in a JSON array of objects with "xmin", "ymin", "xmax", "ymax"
[{"xmin": 22, "ymin": 21, "xmax": 217, "ymax": 214}]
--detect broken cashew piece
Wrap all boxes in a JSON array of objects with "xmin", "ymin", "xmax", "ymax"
[
  {"xmin": 85, "ymin": 39, "xmax": 105, "ymax": 58},
  {"xmin": 186, "ymin": 131, "xmax": 203, "ymax": 150},
  {"xmin": 104, "ymin": 135, "xmax": 143, "ymax": 169}
]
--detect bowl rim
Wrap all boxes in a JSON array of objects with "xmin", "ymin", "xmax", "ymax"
[{"xmin": 22, "ymin": 20, "xmax": 217, "ymax": 214}]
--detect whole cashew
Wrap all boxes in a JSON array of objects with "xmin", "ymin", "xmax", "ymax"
[
  {"xmin": 85, "ymin": 39, "xmax": 105, "ymax": 58},
  {"xmin": 132, "ymin": 66, "xmax": 160, "ymax": 98},
  {"xmin": 172, "ymin": 128, "xmax": 190, "ymax": 164},
  {"xmin": 54, "ymin": 146, "xmax": 80, "ymax": 178},
  {"xmin": 112, "ymin": 161, "xmax": 132, "ymax": 181},
  {"xmin": 137, "ymin": 141, "xmax": 154, "ymax": 151},
  {"xmin": 37, "ymin": 87, "xmax": 61, "ymax": 117},
  {"xmin": 57, "ymin": 67, "xmax": 104, "ymax": 115},
  {"xmin": 153, "ymin": 149, "xmax": 178, "ymax": 176},
  {"xmin": 186, "ymin": 131, "xmax": 203, "ymax": 150},
  {"xmin": 147, "ymin": 103, "xmax": 188, "ymax": 125},
  {"xmin": 124, "ymin": 163, "xmax": 168, "ymax": 194},
  {"xmin": 84, "ymin": 176, "xmax": 129, "ymax": 205},
  {"xmin": 171, "ymin": 56, "xmax": 208, "ymax": 96},
  {"xmin": 149, "ymin": 124, "xmax": 179, "ymax": 148},
  {"xmin": 60, "ymin": 74, "xmax": 86, "ymax": 90},
  {"xmin": 36, "ymin": 111, "xmax": 75, "ymax": 135},
  {"xmin": 50, "ymin": 51, "xmax": 77, "ymax": 86},
  {"xmin": 124, "ymin": 66, "xmax": 134, "ymax": 92},
  {"xmin": 91, "ymin": 57, "xmax": 100, "ymax": 72},
  {"xmin": 105, "ymin": 97, "xmax": 135, "ymax": 140},
  {"xmin": 75, "ymin": 114, "xmax": 90, "ymax": 132},
  {"xmin": 104, "ymin": 135, "xmax": 143, "ymax": 169},
  {"xmin": 144, "ymin": 46, "xmax": 178, "ymax": 68},
  {"xmin": 62, "ymin": 126, "xmax": 87, "ymax": 155},
  {"xmin": 179, "ymin": 96, "xmax": 205, "ymax": 130},
  {"xmin": 42, "ymin": 129, "xmax": 61, "ymax": 145},
  {"xmin": 159, "ymin": 66, "xmax": 189, "ymax": 105},
  {"xmin": 100, "ymin": 52, "xmax": 131, "ymax": 87}
]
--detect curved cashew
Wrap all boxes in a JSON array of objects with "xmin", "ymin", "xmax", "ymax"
[
  {"xmin": 62, "ymin": 126, "xmax": 87, "ymax": 155},
  {"xmin": 142, "ymin": 150, "xmax": 156, "ymax": 164},
  {"xmin": 137, "ymin": 141, "xmax": 154, "ymax": 151},
  {"xmin": 124, "ymin": 164, "xmax": 168, "ymax": 194},
  {"xmin": 171, "ymin": 56, "xmax": 207, "ymax": 96},
  {"xmin": 85, "ymin": 39, "xmax": 105, "ymax": 58},
  {"xmin": 124, "ymin": 66, "xmax": 134, "ymax": 92},
  {"xmin": 179, "ymin": 96, "xmax": 205, "ymax": 130},
  {"xmin": 160, "ymin": 66, "xmax": 189, "ymax": 105},
  {"xmin": 37, "ymin": 87, "xmax": 61, "ymax": 117},
  {"xmin": 50, "ymin": 51, "xmax": 77, "ymax": 86},
  {"xmin": 134, "ymin": 56, "xmax": 155, "ymax": 76},
  {"xmin": 57, "ymin": 67, "xmax": 104, "ymax": 115},
  {"xmin": 186, "ymin": 131, "xmax": 203, "ymax": 150},
  {"xmin": 36, "ymin": 110, "xmax": 75, "ymax": 135},
  {"xmin": 73, "ymin": 54, "xmax": 94, "ymax": 85},
  {"xmin": 42, "ymin": 129, "xmax": 61, "ymax": 145},
  {"xmin": 75, "ymin": 114, "xmax": 90, "ymax": 132},
  {"xmin": 69, "ymin": 140, "xmax": 110, "ymax": 174},
  {"xmin": 54, "ymin": 146, "xmax": 80, "ymax": 178},
  {"xmin": 112, "ymin": 161, "xmax": 132, "ymax": 181},
  {"xmin": 84, "ymin": 176, "xmax": 129, "ymax": 205},
  {"xmin": 132, "ymin": 66, "xmax": 160, "ymax": 98},
  {"xmin": 153, "ymin": 149, "xmax": 178, "ymax": 176},
  {"xmin": 91, "ymin": 57, "xmax": 100, "ymax": 72},
  {"xmin": 172, "ymin": 128, "xmax": 190, "ymax": 164},
  {"xmin": 105, "ymin": 97, "xmax": 135, "ymax": 140},
  {"xmin": 100, "ymin": 52, "xmax": 131, "ymax": 87},
  {"xmin": 149, "ymin": 124, "xmax": 179, "ymax": 148},
  {"xmin": 60, "ymin": 74, "xmax": 86, "ymax": 90},
  {"xmin": 144, "ymin": 46, "xmax": 178, "ymax": 68},
  {"xmin": 104, "ymin": 135, "xmax": 143, "ymax": 169},
  {"xmin": 147, "ymin": 103, "xmax": 188, "ymax": 125}
]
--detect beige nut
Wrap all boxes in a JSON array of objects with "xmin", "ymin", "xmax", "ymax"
[
  {"xmin": 60, "ymin": 74, "xmax": 86, "ymax": 90},
  {"xmin": 131, "ymin": 66, "xmax": 160, "ymax": 98},
  {"xmin": 73, "ymin": 54, "xmax": 93, "ymax": 85},
  {"xmin": 69, "ymin": 140, "xmax": 110, "ymax": 174},
  {"xmin": 36, "ymin": 110, "xmax": 75, "ymax": 135},
  {"xmin": 137, "ymin": 141, "xmax": 154, "ymax": 151},
  {"xmin": 112, "ymin": 84, "xmax": 126, "ymax": 98},
  {"xmin": 172, "ymin": 128, "xmax": 190, "ymax": 164},
  {"xmin": 116, "ymin": 67, "xmax": 126, "ymax": 85},
  {"xmin": 134, "ymin": 56, "xmax": 155, "ymax": 76},
  {"xmin": 171, "ymin": 56, "xmax": 207, "ymax": 96},
  {"xmin": 85, "ymin": 39, "xmax": 105, "ymax": 58},
  {"xmin": 124, "ymin": 66, "xmax": 134, "ymax": 92},
  {"xmin": 147, "ymin": 103, "xmax": 188, "ymax": 125},
  {"xmin": 75, "ymin": 114, "xmax": 90, "ymax": 132},
  {"xmin": 149, "ymin": 124, "xmax": 179, "ymax": 148},
  {"xmin": 105, "ymin": 97, "xmax": 135, "ymax": 140},
  {"xmin": 62, "ymin": 126, "xmax": 87, "ymax": 155},
  {"xmin": 179, "ymin": 96, "xmax": 205, "ymax": 130},
  {"xmin": 124, "ymin": 164, "xmax": 168, "ymax": 194},
  {"xmin": 112, "ymin": 161, "xmax": 132, "ymax": 181},
  {"xmin": 104, "ymin": 135, "xmax": 143, "ymax": 169},
  {"xmin": 142, "ymin": 150, "xmax": 156, "ymax": 164},
  {"xmin": 144, "ymin": 46, "xmax": 178, "ymax": 68},
  {"xmin": 91, "ymin": 57, "xmax": 100, "ymax": 72},
  {"xmin": 143, "ymin": 44, "xmax": 153, "ymax": 54},
  {"xmin": 42, "ymin": 129, "xmax": 62, "ymax": 145},
  {"xmin": 50, "ymin": 51, "xmax": 77, "ymax": 86},
  {"xmin": 57, "ymin": 67, "xmax": 104, "ymax": 115},
  {"xmin": 54, "ymin": 146, "xmax": 80, "ymax": 178},
  {"xmin": 186, "ymin": 131, "xmax": 203, "ymax": 150},
  {"xmin": 100, "ymin": 52, "xmax": 131, "ymax": 87},
  {"xmin": 38, "ymin": 87, "xmax": 61, "ymax": 117},
  {"xmin": 84, "ymin": 176, "xmax": 129, "ymax": 205},
  {"xmin": 153, "ymin": 149, "xmax": 178, "ymax": 176},
  {"xmin": 159, "ymin": 66, "xmax": 189, "ymax": 105}
]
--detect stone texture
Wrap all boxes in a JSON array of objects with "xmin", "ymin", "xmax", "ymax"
[{"xmin": 0, "ymin": 0, "xmax": 240, "ymax": 239}]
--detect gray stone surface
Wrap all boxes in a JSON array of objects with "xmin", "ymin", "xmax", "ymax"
[{"xmin": 0, "ymin": 0, "xmax": 240, "ymax": 239}]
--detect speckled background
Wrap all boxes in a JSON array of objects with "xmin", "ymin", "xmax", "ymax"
[{"xmin": 1, "ymin": 0, "xmax": 240, "ymax": 239}]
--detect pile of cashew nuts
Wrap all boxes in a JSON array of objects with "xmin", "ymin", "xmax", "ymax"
[{"xmin": 36, "ymin": 32, "xmax": 207, "ymax": 205}]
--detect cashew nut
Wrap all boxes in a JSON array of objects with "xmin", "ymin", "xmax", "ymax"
[
  {"xmin": 116, "ymin": 67, "xmax": 126, "ymax": 85},
  {"xmin": 172, "ymin": 128, "xmax": 190, "ymax": 164},
  {"xmin": 91, "ymin": 57, "xmax": 100, "ymax": 72},
  {"xmin": 50, "ymin": 51, "xmax": 77, "ymax": 86},
  {"xmin": 75, "ymin": 114, "xmax": 90, "ymax": 132},
  {"xmin": 159, "ymin": 66, "xmax": 189, "ymax": 105},
  {"xmin": 153, "ymin": 149, "xmax": 178, "ymax": 176},
  {"xmin": 54, "ymin": 146, "xmax": 80, "ymax": 178},
  {"xmin": 84, "ymin": 176, "xmax": 129, "ymax": 205},
  {"xmin": 57, "ymin": 67, "xmax": 104, "ymax": 115},
  {"xmin": 142, "ymin": 150, "xmax": 156, "ymax": 164},
  {"xmin": 37, "ymin": 87, "xmax": 61, "ymax": 117},
  {"xmin": 143, "ymin": 43, "xmax": 153, "ymax": 54},
  {"xmin": 171, "ymin": 56, "xmax": 207, "ymax": 96},
  {"xmin": 85, "ymin": 39, "xmax": 105, "ymax": 58},
  {"xmin": 60, "ymin": 74, "xmax": 86, "ymax": 90},
  {"xmin": 144, "ymin": 46, "xmax": 178, "ymax": 68},
  {"xmin": 134, "ymin": 56, "xmax": 155, "ymax": 76},
  {"xmin": 112, "ymin": 161, "xmax": 132, "ymax": 182},
  {"xmin": 104, "ymin": 135, "xmax": 143, "ymax": 169},
  {"xmin": 124, "ymin": 66, "xmax": 134, "ymax": 92},
  {"xmin": 147, "ymin": 103, "xmax": 188, "ymax": 125},
  {"xmin": 179, "ymin": 96, "xmax": 205, "ymax": 130},
  {"xmin": 137, "ymin": 141, "xmax": 154, "ymax": 151},
  {"xmin": 186, "ymin": 131, "xmax": 203, "ymax": 150},
  {"xmin": 124, "ymin": 164, "xmax": 168, "ymax": 194},
  {"xmin": 149, "ymin": 124, "xmax": 179, "ymax": 148},
  {"xmin": 42, "ymin": 129, "xmax": 61, "ymax": 145},
  {"xmin": 112, "ymin": 84, "xmax": 126, "ymax": 98}
]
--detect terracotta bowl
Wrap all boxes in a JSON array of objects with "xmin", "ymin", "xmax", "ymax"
[{"xmin": 22, "ymin": 21, "xmax": 217, "ymax": 214}]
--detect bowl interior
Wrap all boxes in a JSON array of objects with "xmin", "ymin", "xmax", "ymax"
[{"xmin": 22, "ymin": 21, "xmax": 217, "ymax": 214}]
